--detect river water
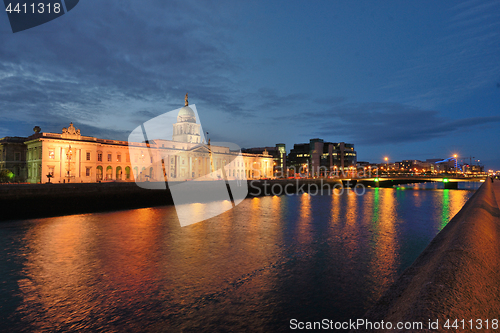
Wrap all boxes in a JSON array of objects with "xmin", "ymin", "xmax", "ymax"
[{"xmin": 0, "ymin": 186, "xmax": 476, "ymax": 332}]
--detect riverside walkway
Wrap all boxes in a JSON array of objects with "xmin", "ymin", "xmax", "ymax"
[{"xmin": 494, "ymin": 180, "xmax": 500, "ymax": 211}]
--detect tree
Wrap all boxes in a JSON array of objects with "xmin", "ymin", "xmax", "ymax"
[{"xmin": 0, "ymin": 169, "xmax": 14, "ymax": 183}]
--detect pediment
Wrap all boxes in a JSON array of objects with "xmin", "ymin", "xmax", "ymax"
[{"xmin": 188, "ymin": 144, "xmax": 210, "ymax": 153}]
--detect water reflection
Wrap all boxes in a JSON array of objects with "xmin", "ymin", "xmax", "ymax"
[
  {"xmin": 0, "ymin": 187, "xmax": 475, "ymax": 332},
  {"xmin": 367, "ymin": 189, "xmax": 398, "ymax": 303},
  {"xmin": 441, "ymin": 189, "xmax": 450, "ymax": 229},
  {"xmin": 297, "ymin": 193, "xmax": 312, "ymax": 244}
]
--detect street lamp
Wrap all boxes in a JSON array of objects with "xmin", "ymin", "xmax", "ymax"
[
  {"xmin": 453, "ymin": 154, "xmax": 458, "ymax": 176},
  {"xmin": 66, "ymin": 145, "xmax": 73, "ymax": 182},
  {"xmin": 384, "ymin": 157, "xmax": 388, "ymax": 174}
]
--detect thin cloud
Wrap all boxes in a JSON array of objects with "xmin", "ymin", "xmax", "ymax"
[
  {"xmin": 0, "ymin": 0, "xmax": 244, "ymax": 135},
  {"xmin": 284, "ymin": 102, "xmax": 500, "ymax": 145}
]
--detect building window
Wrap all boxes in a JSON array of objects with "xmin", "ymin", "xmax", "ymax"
[
  {"xmin": 86, "ymin": 167, "xmax": 91, "ymax": 177},
  {"xmin": 117, "ymin": 154, "xmax": 121, "ymax": 162},
  {"xmin": 108, "ymin": 153, "xmax": 112, "ymax": 162},
  {"xmin": 86, "ymin": 152, "xmax": 91, "ymax": 161},
  {"xmin": 14, "ymin": 152, "xmax": 21, "ymax": 161},
  {"xmin": 48, "ymin": 166, "xmax": 54, "ymax": 176},
  {"xmin": 96, "ymin": 166, "xmax": 103, "ymax": 181},
  {"xmin": 106, "ymin": 166, "xmax": 112, "ymax": 179},
  {"xmin": 97, "ymin": 152, "xmax": 103, "ymax": 162}
]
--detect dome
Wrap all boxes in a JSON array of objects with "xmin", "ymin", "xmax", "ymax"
[{"xmin": 177, "ymin": 106, "xmax": 196, "ymax": 123}]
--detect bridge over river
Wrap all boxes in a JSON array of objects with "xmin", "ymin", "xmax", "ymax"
[{"xmin": 355, "ymin": 175, "xmax": 487, "ymax": 189}]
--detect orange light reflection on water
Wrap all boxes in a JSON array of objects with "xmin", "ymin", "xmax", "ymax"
[
  {"xmin": 296, "ymin": 193, "xmax": 312, "ymax": 244},
  {"xmin": 17, "ymin": 209, "xmax": 164, "ymax": 331},
  {"xmin": 367, "ymin": 188, "xmax": 399, "ymax": 302}
]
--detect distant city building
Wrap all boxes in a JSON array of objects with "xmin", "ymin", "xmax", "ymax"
[
  {"xmin": 287, "ymin": 138, "xmax": 357, "ymax": 177},
  {"xmin": 390, "ymin": 158, "xmax": 484, "ymax": 174},
  {"xmin": 1, "ymin": 97, "xmax": 273, "ymax": 183},
  {"xmin": 242, "ymin": 143, "xmax": 287, "ymax": 178},
  {"xmin": 356, "ymin": 161, "xmax": 370, "ymax": 167},
  {"xmin": 463, "ymin": 164, "xmax": 484, "ymax": 173}
]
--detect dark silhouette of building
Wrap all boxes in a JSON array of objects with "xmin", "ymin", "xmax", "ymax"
[{"xmin": 0, "ymin": 136, "xmax": 28, "ymax": 182}]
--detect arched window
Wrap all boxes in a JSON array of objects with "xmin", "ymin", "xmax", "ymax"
[
  {"xmin": 125, "ymin": 166, "xmax": 131, "ymax": 180},
  {"xmin": 96, "ymin": 166, "xmax": 103, "ymax": 181},
  {"xmin": 106, "ymin": 166, "xmax": 112, "ymax": 180},
  {"xmin": 116, "ymin": 166, "xmax": 122, "ymax": 180}
]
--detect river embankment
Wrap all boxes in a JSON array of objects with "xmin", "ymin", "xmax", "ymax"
[{"xmin": 0, "ymin": 179, "xmax": 345, "ymax": 221}]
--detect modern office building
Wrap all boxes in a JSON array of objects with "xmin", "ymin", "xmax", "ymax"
[{"xmin": 287, "ymin": 138, "xmax": 357, "ymax": 177}]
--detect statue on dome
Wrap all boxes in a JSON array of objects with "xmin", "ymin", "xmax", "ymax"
[{"xmin": 185, "ymin": 93, "xmax": 188, "ymax": 106}]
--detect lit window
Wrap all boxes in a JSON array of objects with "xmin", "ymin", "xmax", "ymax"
[
  {"xmin": 48, "ymin": 149, "xmax": 55, "ymax": 159},
  {"xmin": 117, "ymin": 154, "xmax": 121, "ymax": 162}
]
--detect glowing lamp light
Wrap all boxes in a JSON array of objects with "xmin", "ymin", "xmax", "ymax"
[
  {"xmin": 443, "ymin": 178, "xmax": 449, "ymax": 183},
  {"xmin": 374, "ymin": 178, "xmax": 379, "ymax": 182}
]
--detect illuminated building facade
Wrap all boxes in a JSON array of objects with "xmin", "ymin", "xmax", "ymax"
[
  {"xmin": 242, "ymin": 143, "xmax": 287, "ymax": 178},
  {"xmin": 19, "ymin": 101, "xmax": 273, "ymax": 184}
]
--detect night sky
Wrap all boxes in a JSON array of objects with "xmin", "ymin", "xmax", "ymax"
[{"xmin": 1, "ymin": 1, "xmax": 499, "ymax": 168}]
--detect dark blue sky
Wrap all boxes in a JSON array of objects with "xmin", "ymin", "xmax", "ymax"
[{"xmin": 1, "ymin": 0, "xmax": 499, "ymax": 168}]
